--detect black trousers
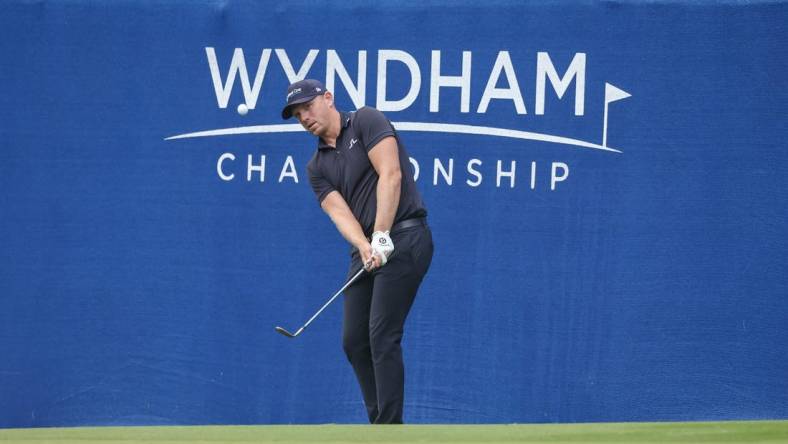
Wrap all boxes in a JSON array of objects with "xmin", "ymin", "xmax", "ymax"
[{"xmin": 342, "ymin": 224, "xmax": 433, "ymax": 424}]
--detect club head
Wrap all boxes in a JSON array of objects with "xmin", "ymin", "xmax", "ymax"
[{"xmin": 275, "ymin": 326, "xmax": 297, "ymax": 338}]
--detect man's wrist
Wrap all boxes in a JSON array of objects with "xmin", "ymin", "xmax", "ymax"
[{"xmin": 353, "ymin": 236, "xmax": 370, "ymax": 251}]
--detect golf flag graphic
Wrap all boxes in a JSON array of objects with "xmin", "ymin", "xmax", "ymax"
[
  {"xmin": 603, "ymin": 82, "xmax": 631, "ymax": 148},
  {"xmin": 605, "ymin": 83, "xmax": 632, "ymax": 103}
]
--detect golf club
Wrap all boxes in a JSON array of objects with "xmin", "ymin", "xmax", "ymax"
[{"xmin": 275, "ymin": 261, "xmax": 371, "ymax": 338}]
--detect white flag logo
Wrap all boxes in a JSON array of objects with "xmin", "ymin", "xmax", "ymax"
[
  {"xmin": 603, "ymin": 83, "xmax": 631, "ymax": 148},
  {"xmin": 605, "ymin": 83, "xmax": 631, "ymax": 104}
]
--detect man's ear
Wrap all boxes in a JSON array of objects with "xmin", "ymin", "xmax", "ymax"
[{"xmin": 324, "ymin": 91, "xmax": 334, "ymax": 108}]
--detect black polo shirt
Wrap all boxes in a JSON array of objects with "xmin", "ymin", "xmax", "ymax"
[{"xmin": 306, "ymin": 106, "xmax": 427, "ymax": 237}]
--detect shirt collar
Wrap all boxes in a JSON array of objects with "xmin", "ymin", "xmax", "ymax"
[{"xmin": 317, "ymin": 111, "xmax": 351, "ymax": 151}]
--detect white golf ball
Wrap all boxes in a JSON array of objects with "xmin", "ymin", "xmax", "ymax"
[{"xmin": 237, "ymin": 103, "xmax": 249, "ymax": 115}]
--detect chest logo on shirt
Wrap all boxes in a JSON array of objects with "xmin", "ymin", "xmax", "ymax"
[{"xmin": 348, "ymin": 138, "xmax": 359, "ymax": 150}]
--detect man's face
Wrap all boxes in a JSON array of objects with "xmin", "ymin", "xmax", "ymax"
[{"xmin": 291, "ymin": 92, "xmax": 333, "ymax": 137}]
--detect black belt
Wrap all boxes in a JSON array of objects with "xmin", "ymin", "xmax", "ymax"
[
  {"xmin": 390, "ymin": 217, "xmax": 427, "ymax": 234},
  {"xmin": 357, "ymin": 218, "xmax": 427, "ymax": 254}
]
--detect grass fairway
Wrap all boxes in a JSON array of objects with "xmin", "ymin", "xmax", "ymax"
[{"xmin": 0, "ymin": 421, "xmax": 786, "ymax": 444}]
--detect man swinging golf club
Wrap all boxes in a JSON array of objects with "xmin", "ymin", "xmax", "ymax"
[{"xmin": 282, "ymin": 79, "xmax": 433, "ymax": 424}]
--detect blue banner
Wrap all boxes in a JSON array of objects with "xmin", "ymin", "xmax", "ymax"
[{"xmin": 1, "ymin": 0, "xmax": 787, "ymax": 427}]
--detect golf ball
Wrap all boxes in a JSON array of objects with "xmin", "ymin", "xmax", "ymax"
[{"xmin": 237, "ymin": 103, "xmax": 249, "ymax": 115}]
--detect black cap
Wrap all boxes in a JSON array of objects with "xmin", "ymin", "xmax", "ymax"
[{"xmin": 281, "ymin": 79, "xmax": 326, "ymax": 119}]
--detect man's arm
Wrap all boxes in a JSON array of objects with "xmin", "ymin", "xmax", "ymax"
[
  {"xmin": 320, "ymin": 191, "xmax": 376, "ymax": 267},
  {"xmin": 368, "ymin": 136, "xmax": 402, "ymax": 233},
  {"xmin": 319, "ymin": 135, "xmax": 401, "ymax": 270}
]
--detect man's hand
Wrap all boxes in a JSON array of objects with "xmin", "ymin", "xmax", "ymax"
[
  {"xmin": 371, "ymin": 231, "xmax": 394, "ymax": 266},
  {"xmin": 358, "ymin": 243, "xmax": 379, "ymax": 271},
  {"xmin": 357, "ymin": 231, "xmax": 394, "ymax": 271}
]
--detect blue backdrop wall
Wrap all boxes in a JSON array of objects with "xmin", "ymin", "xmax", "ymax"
[{"xmin": 1, "ymin": 0, "xmax": 787, "ymax": 427}]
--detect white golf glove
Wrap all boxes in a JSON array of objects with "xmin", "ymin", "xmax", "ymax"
[{"xmin": 371, "ymin": 231, "xmax": 395, "ymax": 266}]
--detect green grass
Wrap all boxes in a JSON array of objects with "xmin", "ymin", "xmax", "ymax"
[{"xmin": 0, "ymin": 421, "xmax": 786, "ymax": 444}]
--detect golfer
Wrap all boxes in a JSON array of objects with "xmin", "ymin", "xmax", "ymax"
[{"xmin": 282, "ymin": 79, "xmax": 433, "ymax": 424}]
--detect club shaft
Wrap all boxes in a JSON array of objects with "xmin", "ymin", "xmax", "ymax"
[{"xmin": 299, "ymin": 267, "xmax": 366, "ymax": 332}]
